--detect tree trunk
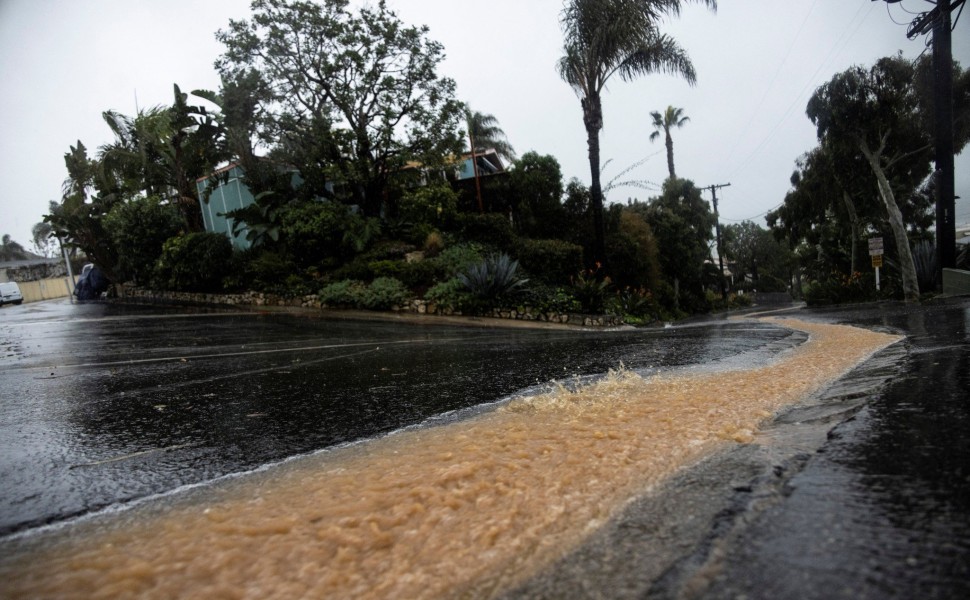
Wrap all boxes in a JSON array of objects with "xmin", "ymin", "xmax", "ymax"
[
  {"xmin": 665, "ymin": 130, "xmax": 675, "ymax": 180},
  {"xmin": 582, "ymin": 93, "xmax": 606, "ymax": 267},
  {"xmin": 860, "ymin": 141, "xmax": 920, "ymax": 303},
  {"xmin": 841, "ymin": 190, "xmax": 860, "ymax": 274}
]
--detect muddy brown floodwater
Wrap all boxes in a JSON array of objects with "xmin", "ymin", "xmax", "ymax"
[{"xmin": 0, "ymin": 318, "xmax": 900, "ymax": 599}]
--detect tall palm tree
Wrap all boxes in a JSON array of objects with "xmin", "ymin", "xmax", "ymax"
[
  {"xmin": 465, "ymin": 109, "xmax": 515, "ymax": 213},
  {"xmin": 649, "ymin": 105, "xmax": 690, "ymax": 180},
  {"xmin": 558, "ymin": 0, "xmax": 715, "ymax": 264}
]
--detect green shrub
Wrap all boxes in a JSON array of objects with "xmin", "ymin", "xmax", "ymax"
[
  {"xmin": 424, "ymin": 277, "xmax": 473, "ymax": 312},
  {"xmin": 398, "ymin": 185, "xmax": 458, "ymax": 227},
  {"xmin": 367, "ymin": 260, "xmax": 405, "ymax": 279},
  {"xmin": 515, "ymin": 238, "xmax": 584, "ymax": 284},
  {"xmin": 518, "ymin": 283, "xmax": 580, "ymax": 314},
  {"xmin": 154, "ymin": 232, "xmax": 233, "ymax": 292},
  {"xmin": 804, "ymin": 271, "xmax": 877, "ymax": 306},
  {"xmin": 458, "ymin": 253, "xmax": 529, "ymax": 301},
  {"xmin": 397, "ymin": 260, "xmax": 442, "ymax": 289},
  {"xmin": 362, "ymin": 240, "xmax": 418, "ymax": 261},
  {"xmin": 729, "ymin": 293, "xmax": 754, "ymax": 309},
  {"xmin": 319, "ymin": 279, "xmax": 367, "ymax": 307},
  {"xmin": 427, "ymin": 242, "xmax": 485, "ymax": 278},
  {"xmin": 612, "ymin": 286, "xmax": 660, "ymax": 320},
  {"xmin": 360, "ymin": 277, "xmax": 411, "ymax": 310},
  {"xmin": 454, "ymin": 213, "xmax": 515, "ymax": 252},
  {"xmin": 104, "ymin": 196, "xmax": 183, "ymax": 285},
  {"xmin": 571, "ymin": 267, "xmax": 611, "ymax": 314},
  {"xmin": 278, "ymin": 201, "xmax": 380, "ymax": 267},
  {"xmin": 319, "ymin": 277, "xmax": 410, "ymax": 310},
  {"xmin": 227, "ymin": 249, "xmax": 297, "ymax": 291}
]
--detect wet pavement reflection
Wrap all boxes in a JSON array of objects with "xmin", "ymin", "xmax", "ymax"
[
  {"xmin": 690, "ymin": 299, "xmax": 970, "ymax": 599},
  {"xmin": 0, "ymin": 300, "xmax": 798, "ymax": 537}
]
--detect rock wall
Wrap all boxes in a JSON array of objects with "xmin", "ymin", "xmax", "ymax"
[{"xmin": 112, "ymin": 285, "xmax": 625, "ymax": 328}]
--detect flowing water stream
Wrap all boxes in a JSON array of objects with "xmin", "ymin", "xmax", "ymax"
[{"xmin": 0, "ymin": 318, "xmax": 901, "ymax": 599}]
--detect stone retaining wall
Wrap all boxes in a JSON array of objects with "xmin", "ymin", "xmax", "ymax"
[{"xmin": 111, "ymin": 285, "xmax": 625, "ymax": 328}]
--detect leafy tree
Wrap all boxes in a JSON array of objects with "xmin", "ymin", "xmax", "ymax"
[
  {"xmin": 508, "ymin": 152, "xmax": 566, "ymax": 239},
  {"xmin": 630, "ymin": 177, "xmax": 716, "ymax": 312},
  {"xmin": 561, "ymin": 178, "xmax": 595, "ymax": 257},
  {"xmin": 216, "ymin": 0, "xmax": 465, "ymax": 217},
  {"xmin": 31, "ymin": 221, "xmax": 56, "ymax": 258},
  {"xmin": 46, "ymin": 142, "xmax": 121, "ymax": 278},
  {"xmin": 103, "ymin": 196, "xmax": 184, "ymax": 285},
  {"xmin": 722, "ymin": 221, "xmax": 790, "ymax": 293},
  {"xmin": 0, "ymin": 234, "xmax": 30, "ymax": 261},
  {"xmin": 606, "ymin": 209, "xmax": 661, "ymax": 290},
  {"xmin": 649, "ymin": 105, "xmax": 689, "ymax": 180},
  {"xmin": 557, "ymin": 0, "xmax": 715, "ymax": 266}
]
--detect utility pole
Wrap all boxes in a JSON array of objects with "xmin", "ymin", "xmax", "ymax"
[
  {"xmin": 874, "ymin": 0, "xmax": 963, "ymax": 285},
  {"xmin": 933, "ymin": 0, "xmax": 956, "ymax": 279},
  {"xmin": 707, "ymin": 183, "xmax": 731, "ymax": 300}
]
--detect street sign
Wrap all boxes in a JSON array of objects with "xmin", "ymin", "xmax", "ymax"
[
  {"xmin": 872, "ymin": 254, "xmax": 884, "ymax": 268},
  {"xmin": 868, "ymin": 237, "xmax": 884, "ymax": 256}
]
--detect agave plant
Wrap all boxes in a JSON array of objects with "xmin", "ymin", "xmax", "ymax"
[{"xmin": 458, "ymin": 253, "xmax": 529, "ymax": 300}]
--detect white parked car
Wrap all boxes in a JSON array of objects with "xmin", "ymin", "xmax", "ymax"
[{"xmin": 0, "ymin": 281, "xmax": 24, "ymax": 306}]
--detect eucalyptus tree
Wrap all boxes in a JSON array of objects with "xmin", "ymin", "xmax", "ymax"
[
  {"xmin": 807, "ymin": 56, "xmax": 946, "ymax": 302},
  {"xmin": 649, "ymin": 105, "xmax": 689, "ymax": 179},
  {"xmin": 216, "ymin": 0, "xmax": 465, "ymax": 218},
  {"xmin": 558, "ymin": 0, "xmax": 715, "ymax": 266}
]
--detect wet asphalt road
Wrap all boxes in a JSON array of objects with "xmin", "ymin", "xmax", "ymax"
[
  {"xmin": 0, "ymin": 299, "xmax": 798, "ymax": 537},
  {"xmin": 701, "ymin": 299, "xmax": 970, "ymax": 600},
  {"xmin": 506, "ymin": 297, "xmax": 970, "ymax": 600},
  {"xmin": 3, "ymin": 297, "xmax": 968, "ymax": 599}
]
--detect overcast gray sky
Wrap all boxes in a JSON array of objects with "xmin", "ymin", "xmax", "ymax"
[{"xmin": 1, "ymin": 0, "xmax": 968, "ymax": 253}]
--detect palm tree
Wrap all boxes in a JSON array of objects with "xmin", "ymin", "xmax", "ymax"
[
  {"xmin": 558, "ymin": 0, "xmax": 715, "ymax": 265},
  {"xmin": 465, "ymin": 109, "xmax": 515, "ymax": 213},
  {"xmin": 649, "ymin": 105, "xmax": 689, "ymax": 180}
]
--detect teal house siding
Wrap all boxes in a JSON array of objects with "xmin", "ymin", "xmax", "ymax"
[
  {"xmin": 456, "ymin": 151, "xmax": 504, "ymax": 180},
  {"xmin": 196, "ymin": 164, "xmax": 255, "ymax": 250}
]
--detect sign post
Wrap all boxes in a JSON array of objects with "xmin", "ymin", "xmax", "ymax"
[{"xmin": 869, "ymin": 237, "xmax": 884, "ymax": 291}]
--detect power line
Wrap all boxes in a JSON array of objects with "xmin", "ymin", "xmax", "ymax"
[
  {"xmin": 720, "ymin": 0, "xmax": 820, "ymax": 163},
  {"xmin": 720, "ymin": 2, "xmax": 875, "ymax": 183}
]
